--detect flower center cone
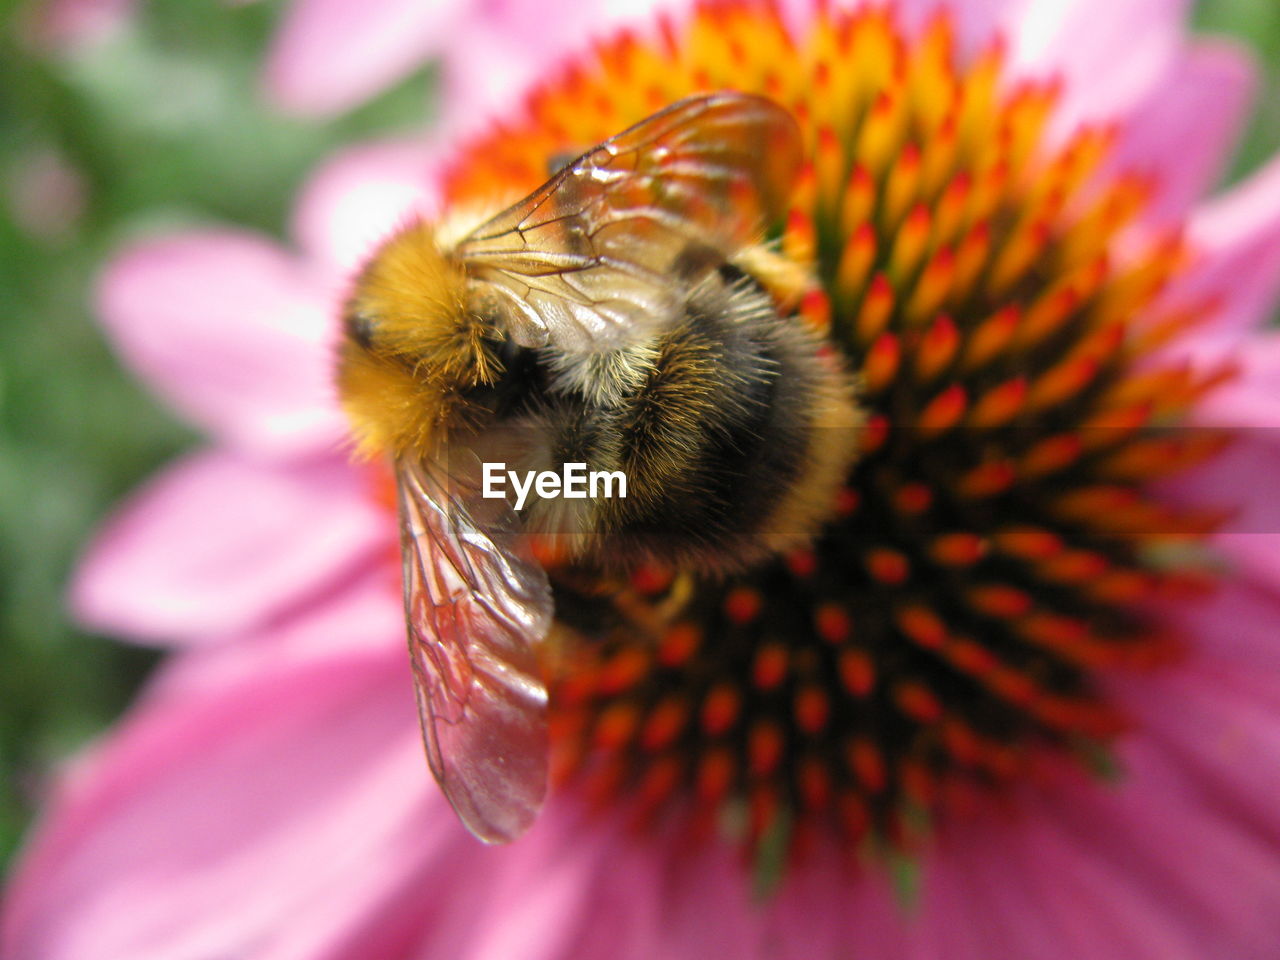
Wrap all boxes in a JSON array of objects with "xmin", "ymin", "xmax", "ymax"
[{"xmin": 442, "ymin": 0, "xmax": 1234, "ymax": 877}]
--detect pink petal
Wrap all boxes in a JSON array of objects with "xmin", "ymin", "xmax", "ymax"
[
  {"xmin": 893, "ymin": 0, "xmax": 1014, "ymax": 56},
  {"xmin": 837, "ymin": 877, "xmax": 912, "ymax": 960},
  {"xmin": 70, "ymin": 448, "xmax": 391, "ymax": 644},
  {"xmin": 435, "ymin": 26, "xmax": 550, "ymax": 144},
  {"xmin": 1175, "ymin": 579, "xmax": 1280, "ymax": 678},
  {"xmin": 651, "ymin": 837, "xmax": 766, "ymax": 958},
  {"xmin": 1180, "ymin": 149, "xmax": 1280, "ymax": 333},
  {"xmin": 1107, "ymin": 40, "xmax": 1258, "ymax": 224},
  {"xmin": 262, "ymin": 0, "xmax": 466, "ymax": 116},
  {"xmin": 1, "ymin": 587, "xmax": 459, "ymax": 960},
  {"xmin": 1159, "ymin": 331, "xmax": 1280, "ymax": 591},
  {"xmin": 435, "ymin": 1, "xmax": 668, "ymax": 144},
  {"xmin": 288, "ymin": 4, "xmax": 672, "ymax": 272},
  {"xmin": 1005, "ymin": 0, "xmax": 1189, "ymax": 138},
  {"xmin": 545, "ymin": 829, "xmax": 664, "ymax": 960},
  {"xmin": 1041, "ymin": 736, "xmax": 1280, "ymax": 957},
  {"xmin": 1184, "ymin": 468, "xmax": 1280, "ymax": 597},
  {"xmin": 981, "ymin": 817, "xmax": 1160, "ymax": 959},
  {"xmin": 1183, "ymin": 331, "xmax": 1280, "ymax": 427},
  {"xmin": 451, "ymin": 813, "xmax": 644, "ymax": 960},
  {"xmin": 763, "ymin": 848, "xmax": 848, "ymax": 960},
  {"xmin": 955, "ymin": 837, "xmax": 1091, "ymax": 960},
  {"xmin": 96, "ymin": 230, "xmax": 346, "ymax": 457},
  {"xmin": 263, "ymin": 0, "xmax": 662, "ymax": 119},
  {"xmin": 768, "ymin": 848, "xmax": 907, "ymax": 960},
  {"xmin": 917, "ymin": 846, "xmax": 1004, "ymax": 959},
  {"xmin": 427, "ymin": 811, "xmax": 745, "ymax": 960},
  {"xmin": 910, "ymin": 847, "xmax": 989, "ymax": 960},
  {"xmin": 911, "ymin": 615, "xmax": 1280, "ymax": 960},
  {"xmin": 1116, "ymin": 662, "xmax": 1280, "ymax": 851},
  {"xmin": 1000, "ymin": 804, "xmax": 1205, "ymax": 960},
  {"xmin": 135, "ymin": 565, "xmax": 403, "ymax": 709},
  {"xmin": 291, "ymin": 138, "xmax": 443, "ymax": 275},
  {"xmin": 1205, "ymin": 540, "xmax": 1280, "ymax": 604},
  {"xmin": 287, "ymin": 4, "xmax": 672, "ymax": 266}
]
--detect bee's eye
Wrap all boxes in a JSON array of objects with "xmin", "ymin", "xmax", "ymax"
[{"xmin": 345, "ymin": 310, "xmax": 377, "ymax": 350}]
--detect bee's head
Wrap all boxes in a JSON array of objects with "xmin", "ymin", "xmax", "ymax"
[
  {"xmin": 342, "ymin": 220, "xmax": 468, "ymax": 355},
  {"xmin": 335, "ymin": 220, "xmax": 501, "ymax": 459}
]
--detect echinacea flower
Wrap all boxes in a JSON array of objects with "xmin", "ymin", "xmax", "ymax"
[{"xmin": 7, "ymin": 1, "xmax": 1280, "ymax": 958}]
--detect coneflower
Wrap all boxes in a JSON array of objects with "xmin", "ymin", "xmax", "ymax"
[
  {"xmin": 6, "ymin": 2, "xmax": 1280, "ymax": 958},
  {"xmin": 448, "ymin": 1, "xmax": 1234, "ymax": 875}
]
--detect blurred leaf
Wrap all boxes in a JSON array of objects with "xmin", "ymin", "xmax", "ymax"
[
  {"xmin": 52, "ymin": 0, "xmax": 438, "ymax": 232},
  {"xmin": 0, "ymin": 0, "xmax": 439, "ymax": 871},
  {"xmin": 1195, "ymin": 0, "xmax": 1280, "ymax": 187}
]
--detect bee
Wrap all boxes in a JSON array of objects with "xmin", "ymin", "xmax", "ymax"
[{"xmin": 336, "ymin": 93, "xmax": 862, "ymax": 844}]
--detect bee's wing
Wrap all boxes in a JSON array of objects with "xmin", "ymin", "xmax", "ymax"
[
  {"xmin": 396, "ymin": 455, "xmax": 553, "ymax": 843},
  {"xmin": 456, "ymin": 92, "xmax": 803, "ymax": 352}
]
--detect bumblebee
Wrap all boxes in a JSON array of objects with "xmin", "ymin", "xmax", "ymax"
[{"xmin": 336, "ymin": 93, "xmax": 862, "ymax": 843}]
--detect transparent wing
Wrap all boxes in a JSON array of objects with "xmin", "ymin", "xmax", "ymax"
[
  {"xmin": 396, "ymin": 455, "xmax": 553, "ymax": 844},
  {"xmin": 456, "ymin": 92, "xmax": 803, "ymax": 352}
]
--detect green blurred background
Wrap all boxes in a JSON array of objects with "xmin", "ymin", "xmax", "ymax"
[{"xmin": 1, "ymin": 0, "xmax": 1278, "ymax": 872}]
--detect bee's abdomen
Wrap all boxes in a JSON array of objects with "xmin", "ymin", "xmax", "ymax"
[{"xmin": 544, "ymin": 270, "xmax": 861, "ymax": 570}]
